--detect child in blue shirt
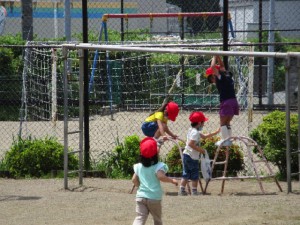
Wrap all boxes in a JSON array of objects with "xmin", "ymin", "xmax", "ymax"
[{"xmin": 132, "ymin": 137, "xmax": 178, "ymax": 225}]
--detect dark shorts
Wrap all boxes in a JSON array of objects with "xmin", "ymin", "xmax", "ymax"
[
  {"xmin": 182, "ymin": 154, "xmax": 199, "ymax": 181},
  {"xmin": 141, "ymin": 122, "xmax": 158, "ymax": 137},
  {"xmin": 219, "ymin": 98, "xmax": 239, "ymax": 117}
]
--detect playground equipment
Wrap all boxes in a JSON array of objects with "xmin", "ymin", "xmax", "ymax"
[{"xmin": 204, "ymin": 136, "xmax": 283, "ymax": 194}]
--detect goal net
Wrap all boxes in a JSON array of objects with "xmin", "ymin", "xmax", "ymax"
[{"xmin": 20, "ymin": 40, "xmax": 253, "ymax": 119}]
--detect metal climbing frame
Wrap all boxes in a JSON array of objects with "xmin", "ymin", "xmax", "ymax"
[{"xmin": 204, "ymin": 136, "xmax": 283, "ymax": 194}]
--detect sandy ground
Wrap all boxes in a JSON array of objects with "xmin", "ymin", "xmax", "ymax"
[{"xmin": 1, "ymin": 178, "xmax": 300, "ymax": 225}]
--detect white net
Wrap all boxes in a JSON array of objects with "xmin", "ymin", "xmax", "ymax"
[{"xmin": 20, "ymin": 40, "xmax": 253, "ymax": 121}]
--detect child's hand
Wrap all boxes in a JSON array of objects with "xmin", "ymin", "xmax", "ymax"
[
  {"xmin": 162, "ymin": 136, "xmax": 169, "ymax": 141},
  {"xmin": 172, "ymin": 179, "xmax": 178, "ymax": 186},
  {"xmin": 171, "ymin": 135, "xmax": 178, "ymax": 139}
]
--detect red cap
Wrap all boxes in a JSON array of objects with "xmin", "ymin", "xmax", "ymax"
[
  {"xmin": 205, "ymin": 65, "xmax": 220, "ymax": 77},
  {"xmin": 189, "ymin": 111, "xmax": 208, "ymax": 123},
  {"xmin": 140, "ymin": 137, "xmax": 158, "ymax": 158},
  {"xmin": 166, "ymin": 101, "xmax": 179, "ymax": 121}
]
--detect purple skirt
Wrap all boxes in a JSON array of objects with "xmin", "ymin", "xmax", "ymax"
[{"xmin": 219, "ymin": 98, "xmax": 239, "ymax": 117}]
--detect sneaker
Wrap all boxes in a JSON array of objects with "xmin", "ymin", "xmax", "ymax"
[
  {"xmin": 178, "ymin": 190, "xmax": 188, "ymax": 196},
  {"xmin": 192, "ymin": 191, "xmax": 200, "ymax": 196}
]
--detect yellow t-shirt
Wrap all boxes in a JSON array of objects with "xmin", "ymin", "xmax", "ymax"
[{"xmin": 145, "ymin": 112, "xmax": 168, "ymax": 123}]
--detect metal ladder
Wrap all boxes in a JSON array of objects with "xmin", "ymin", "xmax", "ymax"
[
  {"xmin": 204, "ymin": 136, "xmax": 282, "ymax": 194},
  {"xmin": 63, "ymin": 48, "xmax": 84, "ymax": 190}
]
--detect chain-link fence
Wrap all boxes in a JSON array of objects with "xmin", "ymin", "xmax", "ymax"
[
  {"xmin": 0, "ymin": 0, "xmax": 299, "ymax": 180},
  {"xmin": 1, "ymin": 0, "xmax": 300, "ymax": 40}
]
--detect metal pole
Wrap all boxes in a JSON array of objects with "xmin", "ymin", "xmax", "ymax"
[
  {"xmin": 65, "ymin": 0, "xmax": 71, "ymax": 41},
  {"xmin": 78, "ymin": 49, "xmax": 84, "ymax": 185},
  {"xmin": 179, "ymin": 16, "xmax": 184, "ymax": 106},
  {"xmin": 258, "ymin": 0, "xmax": 263, "ymax": 106},
  {"xmin": 21, "ymin": 0, "xmax": 33, "ymax": 40},
  {"xmin": 62, "ymin": 44, "xmax": 291, "ymax": 58},
  {"xmin": 285, "ymin": 56, "xmax": 291, "ymax": 193},
  {"xmin": 54, "ymin": 2, "xmax": 58, "ymax": 39},
  {"xmin": 121, "ymin": 0, "xmax": 124, "ymax": 42},
  {"xmin": 63, "ymin": 47, "xmax": 69, "ymax": 190},
  {"xmin": 82, "ymin": 0, "xmax": 90, "ymax": 170},
  {"xmin": 297, "ymin": 57, "xmax": 300, "ymax": 186},
  {"xmin": 267, "ymin": 0, "xmax": 275, "ymax": 104},
  {"xmin": 223, "ymin": 0, "xmax": 229, "ymax": 69}
]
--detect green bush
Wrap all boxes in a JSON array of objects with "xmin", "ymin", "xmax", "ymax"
[
  {"xmin": 201, "ymin": 136, "xmax": 244, "ymax": 174},
  {"xmin": 4, "ymin": 136, "xmax": 78, "ymax": 178},
  {"xmin": 165, "ymin": 136, "xmax": 244, "ymax": 175},
  {"xmin": 250, "ymin": 110, "xmax": 298, "ymax": 180},
  {"xmin": 98, "ymin": 134, "xmax": 140, "ymax": 179},
  {"xmin": 164, "ymin": 141, "xmax": 185, "ymax": 173}
]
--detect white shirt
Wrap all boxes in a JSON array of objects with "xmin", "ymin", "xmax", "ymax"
[{"xmin": 183, "ymin": 127, "xmax": 201, "ymax": 160}]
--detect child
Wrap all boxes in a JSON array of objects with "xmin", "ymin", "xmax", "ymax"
[
  {"xmin": 132, "ymin": 137, "xmax": 178, "ymax": 225},
  {"xmin": 141, "ymin": 101, "xmax": 179, "ymax": 143},
  {"xmin": 179, "ymin": 111, "xmax": 220, "ymax": 196},
  {"xmin": 205, "ymin": 55, "xmax": 239, "ymax": 146}
]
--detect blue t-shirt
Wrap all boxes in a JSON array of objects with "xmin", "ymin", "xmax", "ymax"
[
  {"xmin": 133, "ymin": 162, "xmax": 168, "ymax": 200},
  {"xmin": 216, "ymin": 71, "xmax": 236, "ymax": 102}
]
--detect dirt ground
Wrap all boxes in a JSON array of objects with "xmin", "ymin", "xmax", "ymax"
[{"xmin": 1, "ymin": 178, "xmax": 300, "ymax": 225}]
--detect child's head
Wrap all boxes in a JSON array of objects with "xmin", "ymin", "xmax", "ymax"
[
  {"xmin": 189, "ymin": 111, "xmax": 208, "ymax": 130},
  {"xmin": 205, "ymin": 65, "xmax": 220, "ymax": 84},
  {"xmin": 139, "ymin": 137, "xmax": 159, "ymax": 167},
  {"xmin": 165, "ymin": 101, "xmax": 179, "ymax": 121}
]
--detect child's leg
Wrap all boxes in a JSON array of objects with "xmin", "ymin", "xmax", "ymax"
[
  {"xmin": 191, "ymin": 180, "xmax": 198, "ymax": 195},
  {"xmin": 147, "ymin": 199, "xmax": 162, "ymax": 225},
  {"xmin": 216, "ymin": 115, "xmax": 233, "ymax": 146},
  {"xmin": 179, "ymin": 178, "xmax": 188, "ymax": 195},
  {"xmin": 133, "ymin": 198, "xmax": 149, "ymax": 225}
]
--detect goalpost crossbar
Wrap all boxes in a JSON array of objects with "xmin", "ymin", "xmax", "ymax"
[{"xmin": 62, "ymin": 43, "xmax": 295, "ymax": 59}]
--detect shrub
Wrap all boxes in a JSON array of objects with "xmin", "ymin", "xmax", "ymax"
[
  {"xmin": 4, "ymin": 136, "xmax": 78, "ymax": 178},
  {"xmin": 250, "ymin": 110, "xmax": 298, "ymax": 180},
  {"xmin": 98, "ymin": 134, "xmax": 140, "ymax": 179},
  {"xmin": 164, "ymin": 140, "xmax": 185, "ymax": 173}
]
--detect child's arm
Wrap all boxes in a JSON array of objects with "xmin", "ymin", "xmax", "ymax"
[
  {"xmin": 157, "ymin": 120, "xmax": 177, "ymax": 140},
  {"xmin": 164, "ymin": 125, "xmax": 178, "ymax": 139},
  {"xmin": 188, "ymin": 139, "xmax": 205, "ymax": 154},
  {"xmin": 200, "ymin": 128, "xmax": 220, "ymax": 139},
  {"xmin": 156, "ymin": 170, "xmax": 178, "ymax": 186},
  {"xmin": 216, "ymin": 55, "xmax": 225, "ymax": 70},
  {"xmin": 132, "ymin": 173, "xmax": 140, "ymax": 187},
  {"xmin": 157, "ymin": 119, "xmax": 167, "ymax": 137}
]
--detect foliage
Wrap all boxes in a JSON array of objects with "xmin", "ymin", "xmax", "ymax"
[
  {"xmin": 165, "ymin": 136, "xmax": 244, "ymax": 175},
  {"xmin": 73, "ymin": 28, "xmax": 150, "ymax": 42},
  {"xmin": 201, "ymin": 136, "xmax": 244, "ymax": 174},
  {"xmin": 164, "ymin": 141, "xmax": 185, "ymax": 173},
  {"xmin": 98, "ymin": 134, "xmax": 140, "ymax": 179},
  {"xmin": 3, "ymin": 136, "xmax": 78, "ymax": 178},
  {"xmin": 250, "ymin": 110, "xmax": 298, "ymax": 180},
  {"xmin": 252, "ymin": 32, "xmax": 288, "ymax": 92}
]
